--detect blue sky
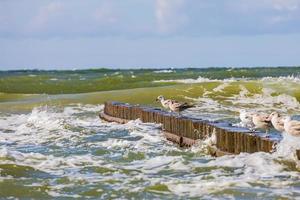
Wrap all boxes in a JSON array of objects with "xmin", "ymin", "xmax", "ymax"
[{"xmin": 1, "ymin": 0, "xmax": 300, "ymax": 70}]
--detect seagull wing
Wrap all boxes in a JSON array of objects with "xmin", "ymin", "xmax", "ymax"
[
  {"xmin": 290, "ymin": 121, "xmax": 300, "ymax": 130},
  {"xmin": 172, "ymin": 102, "xmax": 182, "ymax": 109},
  {"xmin": 277, "ymin": 119, "xmax": 284, "ymax": 127}
]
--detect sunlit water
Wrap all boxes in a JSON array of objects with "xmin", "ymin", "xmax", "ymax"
[
  {"xmin": 0, "ymin": 104, "xmax": 300, "ymax": 199},
  {"xmin": 1, "ymin": 68, "xmax": 300, "ymax": 199}
]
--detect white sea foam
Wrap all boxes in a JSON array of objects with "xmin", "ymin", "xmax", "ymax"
[
  {"xmin": 261, "ymin": 75, "xmax": 300, "ymax": 83},
  {"xmin": 154, "ymin": 75, "xmax": 300, "ymax": 89},
  {"xmin": 153, "ymin": 69, "xmax": 175, "ymax": 73},
  {"xmin": 274, "ymin": 132, "xmax": 300, "ymax": 161},
  {"xmin": 212, "ymin": 82, "xmax": 230, "ymax": 92},
  {"xmin": 231, "ymin": 87, "xmax": 300, "ymax": 112},
  {"xmin": 237, "ymin": 84, "xmax": 251, "ymax": 98},
  {"xmin": 1, "ymin": 102, "xmax": 300, "ymax": 198},
  {"xmin": 153, "ymin": 76, "xmax": 218, "ymax": 83},
  {"xmin": 28, "ymin": 74, "xmax": 37, "ymax": 77},
  {"xmin": 166, "ymin": 151, "xmax": 299, "ymax": 197},
  {"xmin": 181, "ymin": 77, "xmax": 300, "ymax": 120}
]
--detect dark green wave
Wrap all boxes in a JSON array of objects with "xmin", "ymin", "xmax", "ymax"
[{"xmin": 1, "ymin": 67, "xmax": 300, "ymax": 94}]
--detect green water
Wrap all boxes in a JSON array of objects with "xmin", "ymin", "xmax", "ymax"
[
  {"xmin": 1, "ymin": 67, "xmax": 300, "ymax": 199},
  {"xmin": 1, "ymin": 67, "xmax": 300, "ymax": 94}
]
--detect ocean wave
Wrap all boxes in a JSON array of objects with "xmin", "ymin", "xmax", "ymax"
[
  {"xmin": 166, "ymin": 151, "xmax": 297, "ymax": 198},
  {"xmin": 153, "ymin": 76, "xmax": 222, "ymax": 83},
  {"xmin": 153, "ymin": 69, "xmax": 175, "ymax": 73},
  {"xmin": 230, "ymin": 87, "xmax": 300, "ymax": 112},
  {"xmin": 154, "ymin": 75, "xmax": 300, "ymax": 85},
  {"xmin": 1, "ymin": 102, "xmax": 300, "ymax": 198},
  {"xmin": 261, "ymin": 75, "xmax": 300, "ymax": 83}
]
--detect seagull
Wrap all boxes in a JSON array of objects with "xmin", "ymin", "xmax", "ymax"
[
  {"xmin": 268, "ymin": 112, "xmax": 285, "ymax": 132},
  {"xmin": 283, "ymin": 116, "xmax": 300, "ymax": 137},
  {"xmin": 239, "ymin": 109, "xmax": 255, "ymax": 129},
  {"xmin": 252, "ymin": 113, "xmax": 272, "ymax": 134},
  {"xmin": 156, "ymin": 95, "xmax": 172, "ymax": 110},
  {"xmin": 168, "ymin": 100, "xmax": 194, "ymax": 113}
]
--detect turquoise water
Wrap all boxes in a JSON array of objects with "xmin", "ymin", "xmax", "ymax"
[{"xmin": 1, "ymin": 67, "xmax": 300, "ymax": 199}]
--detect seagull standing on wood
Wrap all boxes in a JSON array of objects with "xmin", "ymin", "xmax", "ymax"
[
  {"xmin": 239, "ymin": 109, "xmax": 255, "ymax": 129},
  {"xmin": 156, "ymin": 95, "xmax": 172, "ymax": 110},
  {"xmin": 252, "ymin": 113, "xmax": 272, "ymax": 134},
  {"xmin": 268, "ymin": 112, "xmax": 285, "ymax": 132},
  {"xmin": 283, "ymin": 116, "xmax": 300, "ymax": 137}
]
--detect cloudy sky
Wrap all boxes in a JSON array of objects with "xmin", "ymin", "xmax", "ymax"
[{"xmin": 1, "ymin": 0, "xmax": 300, "ymax": 70}]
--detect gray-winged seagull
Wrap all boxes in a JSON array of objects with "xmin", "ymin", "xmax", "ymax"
[
  {"xmin": 156, "ymin": 95, "xmax": 172, "ymax": 110},
  {"xmin": 168, "ymin": 100, "xmax": 194, "ymax": 113},
  {"xmin": 252, "ymin": 113, "xmax": 272, "ymax": 134},
  {"xmin": 283, "ymin": 116, "xmax": 300, "ymax": 137},
  {"xmin": 156, "ymin": 95, "xmax": 194, "ymax": 113},
  {"xmin": 268, "ymin": 112, "xmax": 285, "ymax": 132}
]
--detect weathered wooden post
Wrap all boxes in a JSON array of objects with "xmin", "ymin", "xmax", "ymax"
[{"xmin": 99, "ymin": 101, "xmax": 297, "ymax": 158}]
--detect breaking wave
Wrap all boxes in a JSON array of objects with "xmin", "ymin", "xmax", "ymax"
[
  {"xmin": 2, "ymin": 68, "xmax": 300, "ymax": 198},
  {"xmin": 0, "ymin": 104, "xmax": 300, "ymax": 198}
]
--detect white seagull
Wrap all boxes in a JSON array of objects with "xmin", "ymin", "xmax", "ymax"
[
  {"xmin": 252, "ymin": 113, "xmax": 272, "ymax": 134},
  {"xmin": 283, "ymin": 116, "xmax": 300, "ymax": 137},
  {"xmin": 239, "ymin": 109, "xmax": 255, "ymax": 129},
  {"xmin": 268, "ymin": 112, "xmax": 285, "ymax": 132},
  {"xmin": 156, "ymin": 95, "xmax": 172, "ymax": 110}
]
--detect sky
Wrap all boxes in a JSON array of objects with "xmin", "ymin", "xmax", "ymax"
[{"xmin": 1, "ymin": 0, "xmax": 300, "ymax": 70}]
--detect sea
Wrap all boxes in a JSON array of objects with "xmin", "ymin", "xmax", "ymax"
[{"xmin": 1, "ymin": 67, "xmax": 300, "ymax": 199}]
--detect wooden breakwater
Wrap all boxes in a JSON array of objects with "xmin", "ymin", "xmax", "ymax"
[{"xmin": 99, "ymin": 101, "xmax": 285, "ymax": 156}]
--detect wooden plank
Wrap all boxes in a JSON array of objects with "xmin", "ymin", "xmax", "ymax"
[
  {"xmin": 99, "ymin": 112, "xmax": 129, "ymax": 124},
  {"xmin": 99, "ymin": 101, "xmax": 289, "ymax": 158},
  {"xmin": 296, "ymin": 150, "xmax": 300, "ymax": 160}
]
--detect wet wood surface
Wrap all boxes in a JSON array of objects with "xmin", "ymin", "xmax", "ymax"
[{"xmin": 101, "ymin": 101, "xmax": 284, "ymax": 156}]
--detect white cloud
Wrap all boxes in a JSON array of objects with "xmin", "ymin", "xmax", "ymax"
[
  {"xmin": 233, "ymin": 0, "xmax": 300, "ymax": 12},
  {"xmin": 269, "ymin": 14, "xmax": 293, "ymax": 24},
  {"xmin": 155, "ymin": 0, "xmax": 187, "ymax": 34},
  {"xmin": 265, "ymin": 0, "xmax": 300, "ymax": 25},
  {"xmin": 93, "ymin": 2, "xmax": 118, "ymax": 24},
  {"xmin": 229, "ymin": 0, "xmax": 300, "ymax": 25},
  {"xmin": 270, "ymin": 0, "xmax": 300, "ymax": 11},
  {"xmin": 29, "ymin": 2, "xmax": 64, "ymax": 30},
  {"xmin": 1, "ymin": 0, "xmax": 300, "ymax": 39}
]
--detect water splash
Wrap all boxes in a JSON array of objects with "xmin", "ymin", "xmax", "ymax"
[
  {"xmin": 1, "ymin": 80, "xmax": 300, "ymax": 198},
  {"xmin": 274, "ymin": 132, "xmax": 300, "ymax": 161}
]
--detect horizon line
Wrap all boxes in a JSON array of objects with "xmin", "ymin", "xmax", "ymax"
[{"xmin": 1, "ymin": 65, "xmax": 300, "ymax": 72}]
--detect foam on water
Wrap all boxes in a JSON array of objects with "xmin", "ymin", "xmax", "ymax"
[
  {"xmin": 166, "ymin": 151, "xmax": 299, "ymax": 198},
  {"xmin": 212, "ymin": 82, "xmax": 231, "ymax": 93},
  {"xmin": 1, "ymin": 85, "xmax": 300, "ymax": 198},
  {"xmin": 230, "ymin": 87, "xmax": 300, "ymax": 112},
  {"xmin": 153, "ymin": 76, "xmax": 222, "ymax": 83},
  {"xmin": 153, "ymin": 70, "xmax": 175, "ymax": 73},
  {"xmin": 274, "ymin": 132, "xmax": 300, "ymax": 161},
  {"xmin": 155, "ymin": 75, "xmax": 300, "ymax": 85},
  {"xmin": 177, "ymin": 76, "xmax": 300, "ymax": 122},
  {"xmin": 156, "ymin": 76, "xmax": 300, "ymax": 108},
  {"xmin": 261, "ymin": 75, "xmax": 300, "ymax": 83}
]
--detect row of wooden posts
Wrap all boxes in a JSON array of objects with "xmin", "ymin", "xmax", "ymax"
[{"xmin": 101, "ymin": 101, "xmax": 284, "ymax": 156}]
